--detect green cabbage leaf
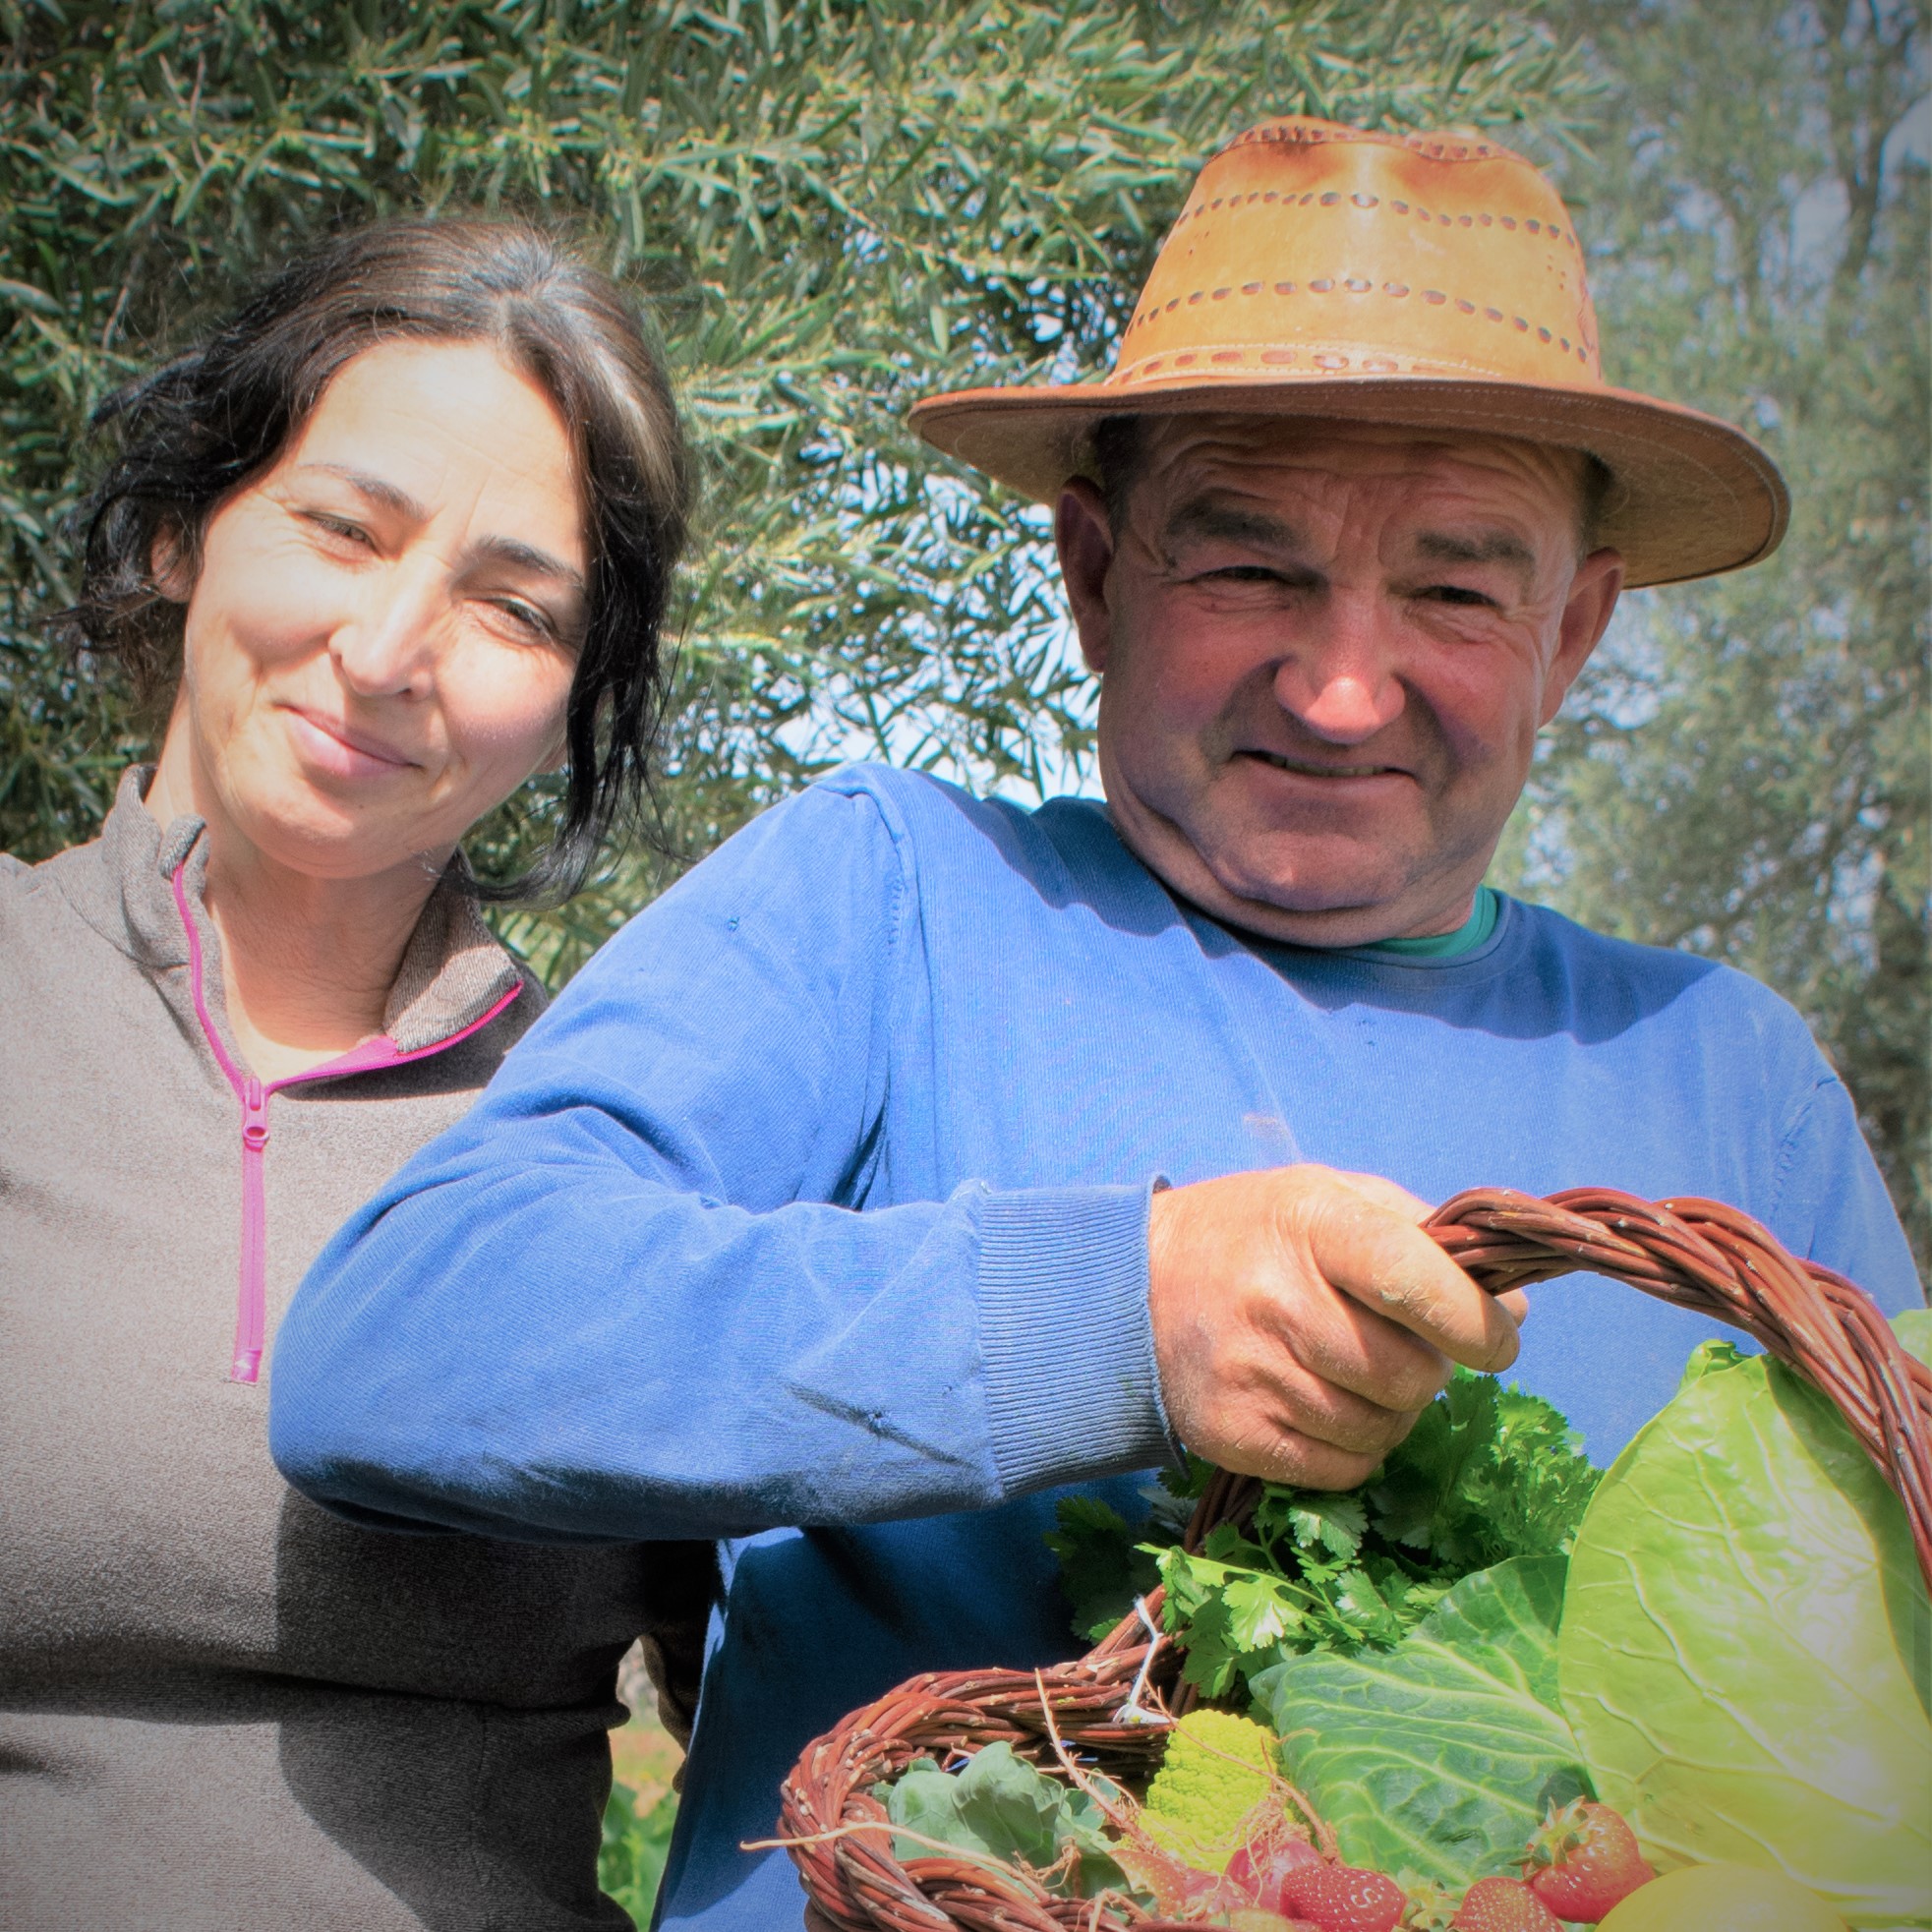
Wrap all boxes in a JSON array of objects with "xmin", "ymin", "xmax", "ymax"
[
  {"xmin": 875, "ymin": 1740, "xmax": 1129, "ymax": 1899},
  {"xmin": 1556, "ymin": 1311, "xmax": 1932, "ymax": 1931},
  {"xmin": 1252, "ymin": 1554, "xmax": 1591, "ymax": 1891}
]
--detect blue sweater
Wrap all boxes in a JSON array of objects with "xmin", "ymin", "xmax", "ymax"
[{"xmin": 270, "ymin": 767, "xmax": 1920, "ymax": 1930}]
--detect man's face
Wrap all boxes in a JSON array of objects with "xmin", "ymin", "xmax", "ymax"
[{"xmin": 1056, "ymin": 416, "xmax": 1624, "ymax": 946}]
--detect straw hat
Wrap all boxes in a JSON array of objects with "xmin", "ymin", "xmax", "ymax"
[{"xmin": 910, "ymin": 119, "xmax": 1787, "ymax": 588}]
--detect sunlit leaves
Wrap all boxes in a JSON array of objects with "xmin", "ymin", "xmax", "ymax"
[{"xmin": 1, "ymin": 0, "xmax": 1594, "ymax": 988}]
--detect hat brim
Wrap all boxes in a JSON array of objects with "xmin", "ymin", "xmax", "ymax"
[{"xmin": 909, "ymin": 374, "xmax": 1787, "ymax": 589}]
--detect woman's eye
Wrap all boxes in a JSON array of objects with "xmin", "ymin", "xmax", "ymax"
[
  {"xmin": 306, "ymin": 512, "xmax": 371, "ymax": 547},
  {"xmin": 491, "ymin": 598, "xmax": 556, "ymax": 639}
]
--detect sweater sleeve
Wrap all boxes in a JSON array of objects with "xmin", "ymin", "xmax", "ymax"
[{"xmin": 268, "ymin": 778, "xmax": 1173, "ymax": 1544}]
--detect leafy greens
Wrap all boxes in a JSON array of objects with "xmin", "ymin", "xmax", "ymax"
[
  {"xmin": 875, "ymin": 1741, "xmax": 1130, "ymax": 1900},
  {"xmin": 1049, "ymin": 1371, "xmax": 1600, "ymax": 1697},
  {"xmin": 1557, "ymin": 1314, "xmax": 1932, "ymax": 1931},
  {"xmin": 940, "ymin": 1318, "xmax": 1932, "ymax": 1918},
  {"xmin": 1253, "ymin": 1554, "xmax": 1590, "ymax": 1891}
]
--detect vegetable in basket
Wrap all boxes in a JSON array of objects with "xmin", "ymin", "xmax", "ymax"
[
  {"xmin": 1138, "ymin": 1709, "xmax": 1280, "ymax": 1869},
  {"xmin": 875, "ymin": 1740, "xmax": 1130, "ymax": 1899},
  {"xmin": 1049, "ymin": 1371, "xmax": 1600, "ymax": 1697},
  {"xmin": 1064, "ymin": 1332, "xmax": 1925, "ymax": 1922},
  {"xmin": 846, "ymin": 1198, "xmax": 1926, "ymax": 1932},
  {"xmin": 1557, "ymin": 1312, "xmax": 1932, "ymax": 1930},
  {"xmin": 1253, "ymin": 1555, "xmax": 1590, "ymax": 1895}
]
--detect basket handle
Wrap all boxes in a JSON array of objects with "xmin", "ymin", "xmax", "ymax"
[{"xmin": 1179, "ymin": 1188, "xmax": 1930, "ymax": 1590}]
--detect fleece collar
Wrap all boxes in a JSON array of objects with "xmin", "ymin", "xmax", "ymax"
[{"xmin": 63, "ymin": 765, "xmax": 526, "ymax": 1060}]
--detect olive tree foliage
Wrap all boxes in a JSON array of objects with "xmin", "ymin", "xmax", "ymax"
[
  {"xmin": 1, "ymin": 0, "xmax": 1593, "ymax": 981},
  {"xmin": 1495, "ymin": 0, "xmax": 1930, "ymax": 1267},
  {"xmin": 10, "ymin": 4, "xmax": 1920, "ymax": 1258}
]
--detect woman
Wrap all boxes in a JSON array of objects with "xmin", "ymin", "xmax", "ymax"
[{"xmin": 0, "ymin": 221, "xmax": 714, "ymax": 1930}]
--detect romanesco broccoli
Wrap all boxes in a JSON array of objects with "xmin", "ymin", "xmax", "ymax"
[{"xmin": 1140, "ymin": 1711, "xmax": 1278, "ymax": 1869}]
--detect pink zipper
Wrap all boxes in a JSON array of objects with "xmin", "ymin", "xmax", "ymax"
[{"xmin": 170, "ymin": 861, "xmax": 521, "ymax": 1383}]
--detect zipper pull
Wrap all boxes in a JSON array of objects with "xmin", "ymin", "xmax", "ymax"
[{"xmin": 243, "ymin": 1076, "xmax": 269, "ymax": 1152}]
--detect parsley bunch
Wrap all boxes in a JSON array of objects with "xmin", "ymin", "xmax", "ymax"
[{"xmin": 1047, "ymin": 1373, "xmax": 1600, "ymax": 1701}]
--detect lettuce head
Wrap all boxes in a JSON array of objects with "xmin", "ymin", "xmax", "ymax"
[{"xmin": 1557, "ymin": 1311, "xmax": 1931, "ymax": 1930}]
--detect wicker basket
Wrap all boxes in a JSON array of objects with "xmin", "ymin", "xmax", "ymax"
[{"xmin": 777, "ymin": 1187, "xmax": 1931, "ymax": 1932}]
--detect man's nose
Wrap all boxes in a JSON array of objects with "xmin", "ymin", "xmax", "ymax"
[
  {"xmin": 329, "ymin": 561, "xmax": 447, "ymax": 699},
  {"xmin": 1271, "ymin": 596, "xmax": 1406, "ymax": 742}
]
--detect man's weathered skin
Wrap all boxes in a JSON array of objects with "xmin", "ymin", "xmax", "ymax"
[
  {"xmin": 1055, "ymin": 416, "xmax": 1611, "ymax": 1484},
  {"xmin": 1057, "ymin": 417, "xmax": 1624, "ymax": 952},
  {"xmin": 1145, "ymin": 1162, "xmax": 1526, "ymax": 1490}
]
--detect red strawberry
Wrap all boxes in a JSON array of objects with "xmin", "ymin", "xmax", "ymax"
[
  {"xmin": 1522, "ymin": 1799, "xmax": 1656, "ymax": 1921},
  {"xmin": 1280, "ymin": 1860, "xmax": 1407, "ymax": 1932},
  {"xmin": 1450, "ymin": 1876, "xmax": 1562, "ymax": 1931}
]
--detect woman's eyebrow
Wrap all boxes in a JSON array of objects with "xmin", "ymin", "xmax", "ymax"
[
  {"xmin": 298, "ymin": 462, "xmax": 428, "ymax": 521},
  {"xmin": 295, "ymin": 463, "xmax": 585, "ymax": 593},
  {"xmin": 471, "ymin": 535, "xmax": 586, "ymax": 595}
]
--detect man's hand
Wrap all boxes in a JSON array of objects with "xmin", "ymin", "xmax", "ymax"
[{"xmin": 1148, "ymin": 1164, "xmax": 1523, "ymax": 1489}]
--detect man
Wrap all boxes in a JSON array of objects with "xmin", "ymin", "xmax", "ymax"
[{"xmin": 269, "ymin": 120, "xmax": 1919, "ymax": 1928}]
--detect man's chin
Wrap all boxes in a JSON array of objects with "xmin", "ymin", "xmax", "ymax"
[
  {"xmin": 1203, "ymin": 888, "xmax": 1422, "ymax": 950},
  {"xmin": 1135, "ymin": 850, "xmax": 1408, "ymax": 947},
  {"xmin": 1186, "ymin": 842, "xmax": 1489, "ymax": 948},
  {"xmin": 1102, "ymin": 788, "xmax": 1467, "ymax": 946},
  {"xmin": 1206, "ymin": 844, "xmax": 1420, "ymax": 929}
]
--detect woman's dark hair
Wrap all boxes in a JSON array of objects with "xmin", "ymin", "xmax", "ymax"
[{"xmin": 73, "ymin": 218, "xmax": 694, "ymax": 902}]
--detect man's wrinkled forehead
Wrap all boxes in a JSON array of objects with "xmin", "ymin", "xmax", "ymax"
[{"xmin": 1124, "ymin": 413, "xmax": 1598, "ymax": 556}]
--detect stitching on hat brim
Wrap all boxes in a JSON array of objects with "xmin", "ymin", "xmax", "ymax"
[{"xmin": 907, "ymin": 376, "xmax": 1786, "ymax": 588}]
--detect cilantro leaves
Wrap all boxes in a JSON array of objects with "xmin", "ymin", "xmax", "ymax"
[
  {"xmin": 1049, "ymin": 1372, "xmax": 1600, "ymax": 1701},
  {"xmin": 1043, "ymin": 1494, "xmax": 1164, "ymax": 1645},
  {"xmin": 1368, "ymin": 1376, "xmax": 1601, "ymax": 1573}
]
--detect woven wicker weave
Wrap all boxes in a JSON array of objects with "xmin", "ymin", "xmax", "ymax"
[{"xmin": 780, "ymin": 1187, "xmax": 1930, "ymax": 1932}]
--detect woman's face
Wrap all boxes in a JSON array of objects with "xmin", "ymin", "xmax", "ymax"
[{"xmin": 163, "ymin": 337, "xmax": 588, "ymax": 881}]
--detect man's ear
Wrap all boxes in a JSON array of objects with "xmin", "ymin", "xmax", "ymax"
[
  {"xmin": 148, "ymin": 523, "xmax": 196, "ymax": 605},
  {"xmin": 1054, "ymin": 477, "xmax": 1118, "ymax": 673},
  {"xmin": 1541, "ymin": 546, "xmax": 1624, "ymax": 726}
]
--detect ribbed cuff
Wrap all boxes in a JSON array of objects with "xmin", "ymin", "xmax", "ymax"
[{"xmin": 976, "ymin": 1180, "xmax": 1176, "ymax": 1497}]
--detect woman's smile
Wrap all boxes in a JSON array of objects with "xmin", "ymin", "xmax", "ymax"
[{"xmin": 281, "ymin": 703, "xmax": 423, "ymax": 780}]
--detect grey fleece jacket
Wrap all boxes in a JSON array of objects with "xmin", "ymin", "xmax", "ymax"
[{"xmin": 0, "ymin": 769, "xmax": 715, "ymax": 1932}]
